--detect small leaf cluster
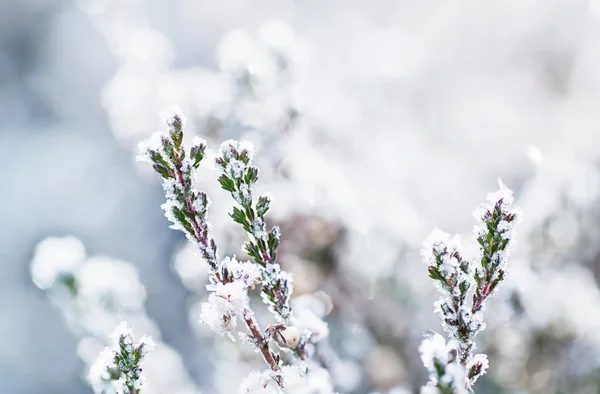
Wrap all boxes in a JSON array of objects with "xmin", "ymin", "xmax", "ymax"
[
  {"xmin": 215, "ymin": 141, "xmax": 292, "ymax": 323},
  {"xmin": 139, "ymin": 115, "xmax": 219, "ymax": 271},
  {"xmin": 472, "ymin": 197, "xmax": 518, "ymax": 314}
]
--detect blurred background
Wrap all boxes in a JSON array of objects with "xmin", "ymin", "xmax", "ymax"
[{"xmin": 3, "ymin": 0, "xmax": 600, "ymax": 393}]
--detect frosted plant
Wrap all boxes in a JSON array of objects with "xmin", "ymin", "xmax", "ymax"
[
  {"xmin": 89, "ymin": 322, "xmax": 155, "ymax": 394},
  {"xmin": 419, "ymin": 333, "xmax": 467, "ymax": 394},
  {"xmin": 420, "ymin": 180, "xmax": 521, "ymax": 392},
  {"xmin": 138, "ymin": 109, "xmax": 332, "ymax": 392},
  {"xmin": 30, "ymin": 236, "xmax": 200, "ymax": 394}
]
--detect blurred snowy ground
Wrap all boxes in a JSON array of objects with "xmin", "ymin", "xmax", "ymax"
[{"xmin": 3, "ymin": 0, "xmax": 600, "ymax": 393}]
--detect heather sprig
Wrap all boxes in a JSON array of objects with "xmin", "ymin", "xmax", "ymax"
[
  {"xmin": 471, "ymin": 181, "xmax": 520, "ymax": 315},
  {"xmin": 215, "ymin": 140, "xmax": 293, "ymax": 324},
  {"xmin": 137, "ymin": 109, "xmax": 219, "ymax": 272},
  {"xmin": 138, "ymin": 111, "xmax": 286, "ymax": 389},
  {"xmin": 420, "ymin": 180, "xmax": 521, "ymax": 392},
  {"xmin": 138, "ymin": 108, "xmax": 335, "ymax": 393},
  {"xmin": 88, "ymin": 322, "xmax": 155, "ymax": 394}
]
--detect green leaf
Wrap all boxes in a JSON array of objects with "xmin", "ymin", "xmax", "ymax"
[
  {"xmin": 190, "ymin": 144, "xmax": 206, "ymax": 168},
  {"xmin": 244, "ymin": 241, "xmax": 264, "ymax": 265},
  {"xmin": 218, "ymin": 175, "xmax": 236, "ymax": 193},
  {"xmin": 229, "ymin": 206, "xmax": 248, "ymax": 227},
  {"xmin": 244, "ymin": 167, "xmax": 259, "ymax": 184},
  {"xmin": 153, "ymin": 163, "xmax": 171, "ymax": 179},
  {"xmin": 256, "ymin": 195, "xmax": 271, "ymax": 217}
]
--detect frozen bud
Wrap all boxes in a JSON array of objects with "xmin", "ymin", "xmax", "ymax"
[
  {"xmin": 270, "ymin": 325, "xmax": 300, "ymax": 349},
  {"xmin": 467, "ymin": 353, "xmax": 489, "ymax": 384},
  {"xmin": 111, "ymin": 321, "xmax": 134, "ymax": 346},
  {"xmin": 161, "ymin": 106, "xmax": 187, "ymax": 132},
  {"xmin": 220, "ymin": 256, "xmax": 262, "ymax": 289}
]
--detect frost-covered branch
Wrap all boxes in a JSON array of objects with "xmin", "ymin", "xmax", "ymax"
[
  {"xmin": 138, "ymin": 111, "xmax": 286, "ymax": 389},
  {"xmin": 420, "ymin": 180, "xmax": 521, "ymax": 392},
  {"xmin": 215, "ymin": 140, "xmax": 293, "ymax": 324},
  {"xmin": 138, "ymin": 110, "xmax": 333, "ymax": 392},
  {"xmin": 89, "ymin": 322, "xmax": 155, "ymax": 394}
]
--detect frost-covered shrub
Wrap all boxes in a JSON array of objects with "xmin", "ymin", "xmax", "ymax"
[
  {"xmin": 419, "ymin": 181, "xmax": 521, "ymax": 393},
  {"xmin": 136, "ymin": 109, "xmax": 333, "ymax": 393},
  {"xmin": 30, "ymin": 236, "xmax": 200, "ymax": 394}
]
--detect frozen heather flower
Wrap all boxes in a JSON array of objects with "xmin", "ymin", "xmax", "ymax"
[
  {"xmin": 218, "ymin": 139, "xmax": 255, "ymax": 163},
  {"xmin": 472, "ymin": 179, "xmax": 521, "ymax": 244},
  {"xmin": 227, "ymin": 158, "xmax": 246, "ymax": 178},
  {"xmin": 217, "ymin": 139, "xmax": 238, "ymax": 160},
  {"xmin": 200, "ymin": 296, "xmax": 236, "ymax": 337},
  {"xmin": 467, "ymin": 353, "xmax": 489, "ymax": 385},
  {"xmin": 421, "ymin": 230, "xmax": 462, "ymax": 273},
  {"xmin": 215, "ymin": 281, "xmax": 249, "ymax": 311},
  {"xmin": 30, "ymin": 236, "xmax": 86, "ymax": 290},
  {"xmin": 200, "ymin": 282, "xmax": 249, "ymax": 338},
  {"xmin": 89, "ymin": 322, "xmax": 154, "ymax": 394},
  {"xmin": 251, "ymin": 218, "xmax": 268, "ymax": 239},
  {"xmin": 239, "ymin": 370, "xmax": 271, "ymax": 394},
  {"xmin": 220, "ymin": 256, "xmax": 262, "ymax": 289},
  {"xmin": 160, "ymin": 105, "xmax": 187, "ymax": 133}
]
